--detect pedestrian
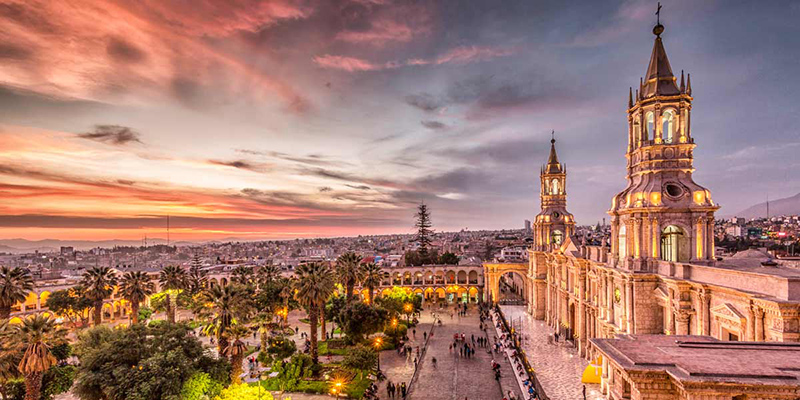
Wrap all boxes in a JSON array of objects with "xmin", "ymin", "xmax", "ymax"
[
  {"xmin": 413, "ymin": 328, "xmax": 416, "ymax": 338},
  {"xmin": 387, "ymin": 381, "xmax": 394, "ymax": 398},
  {"xmin": 423, "ymin": 331, "xmax": 427, "ymax": 341},
  {"xmin": 401, "ymin": 382, "xmax": 407, "ymax": 398},
  {"xmin": 507, "ymin": 390, "xmax": 516, "ymax": 400},
  {"xmin": 295, "ymin": 326, "xmax": 299, "ymax": 334}
]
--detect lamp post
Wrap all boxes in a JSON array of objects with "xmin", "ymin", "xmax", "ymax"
[
  {"xmin": 404, "ymin": 303, "xmax": 413, "ymax": 324},
  {"xmin": 373, "ymin": 337, "xmax": 383, "ymax": 371}
]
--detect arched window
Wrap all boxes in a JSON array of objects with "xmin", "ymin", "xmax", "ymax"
[
  {"xmin": 633, "ymin": 117, "xmax": 641, "ymax": 147},
  {"xmin": 645, "ymin": 112, "xmax": 655, "ymax": 141},
  {"xmin": 552, "ymin": 230, "xmax": 563, "ymax": 245},
  {"xmin": 662, "ymin": 109, "xmax": 676, "ymax": 143},
  {"xmin": 661, "ymin": 225, "xmax": 687, "ymax": 262},
  {"xmin": 618, "ymin": 224, "xmax": 627, "ymax": 258},
  {"xmin": 551, "ymin": 179, "xmax": 560, "ymax": 195}
]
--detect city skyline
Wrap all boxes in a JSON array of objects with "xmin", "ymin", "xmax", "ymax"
[{"xmin": 1, "ymin": 1, "xmax": 799, "ymax": 241}]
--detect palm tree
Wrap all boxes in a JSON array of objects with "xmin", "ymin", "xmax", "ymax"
[
  {"xmin": 277, "ymin": 277, "xmax": 293, "ymax": 329},
  {"xmin": 231, "ymin": 266, "xmax": 254, "ymax": 286},
  {"xmin": 256, "ymin": 264, "xmax": 280, "ymax": 290},
  {"xmin": 294, "ymin": 262, "xmax": 335, "ymax": 366},
  {"xmin": 81, "ymin": 266, "xmax": 118, "ymax": 326},
  {"xmin": 251, "ymin": 311, "xmax": 273, "ymax": 355},
  {"xmin": 223, "ymin": 325, "xmax": 250, "ymax": 384},
  {"xmin": 187, "ymin": 260, "xmax": 208, "ymax": 296},
  {"xmin": 361, "ymin": 262, "xmax": 383, "ymax": 304},
  {"xmin": 197, "ymin": 285, "xmax": 251, "ymax": 355},
  {"xmin": 0, "ymin": 320, "xmax": 21, "ymax": 400},
  {"xmin": 159, "ymin": 265, "xmax": 187, "ymax": 323},
  {"xmin": 119, "ymin": 271, "xmax": 154, "ymax": 325},
  {"xmin": 336, "ymin": 252, "xmax": 363, "ymax": 302},
  {"xmin": 0, "ymin": 266, "xmax": 34, "ymax": 320},
  {"xmin": 13, "ymin": 314, "xmax": 66, "ymax": 400}
]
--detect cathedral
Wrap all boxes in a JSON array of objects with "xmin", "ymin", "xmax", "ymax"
[{"xmin": 509, "ymin": 20, "xmax": 800, "ymax": 400}]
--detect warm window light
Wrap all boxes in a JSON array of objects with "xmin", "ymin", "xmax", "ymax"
[
  {"xmin": 650, "ymin": 192, "xmax": 661, "ymax": 205},
  {"xmin": 693, "ymin": 191, "xmax": 705, "ymax": 204}
]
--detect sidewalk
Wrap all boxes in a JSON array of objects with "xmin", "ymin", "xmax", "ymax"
[{"xmin": 500, "ymin": 305, "xmax": 601, "ymax": 400}]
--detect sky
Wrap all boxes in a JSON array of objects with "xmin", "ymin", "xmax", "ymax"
[{"xmin": 0, "ymin": 0, "xmax": 799, "ymax": 241}]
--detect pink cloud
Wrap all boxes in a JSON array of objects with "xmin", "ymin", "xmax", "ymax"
[
  {"xmin": 434, "ymin": 46, "xmax": 515, "ymax": 65},
  {"xmin": 334, "ymin": 2, "xmax": 432, "ymax": 46},
  {"xmin": 314, "ymin": 45, "xmax": 514, "ymax": 72},
  {"xmin": 313, "ymin": 55, "xmax": 393, "ymax": 72},
  {"xmin": 0, "ymin": 0, "xmax": 312, "ymax": 112}
]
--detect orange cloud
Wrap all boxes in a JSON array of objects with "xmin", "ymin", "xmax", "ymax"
[{"xmin": 0, "ymin": 0, "xmax": 312, "ymax": 112}]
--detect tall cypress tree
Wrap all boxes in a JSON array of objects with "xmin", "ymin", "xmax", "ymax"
[{"xmin": 414, "ymin": 203, "xmax": 433, "ymax": 257}]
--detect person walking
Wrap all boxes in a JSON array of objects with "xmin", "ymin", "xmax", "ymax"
[
  {"xmin": 387, "ymin": 381, "xmax": 395, "ymax": 398},
  {"xmin": 400, "ymin": 382, "xmax": 407, "ymax": 398}
]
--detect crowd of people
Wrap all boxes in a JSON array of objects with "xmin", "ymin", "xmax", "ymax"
[{"xmin": 491, "ymin": 307, "xmax": 541, "ymax": 400}]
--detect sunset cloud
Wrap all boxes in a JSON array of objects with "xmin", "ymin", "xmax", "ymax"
[{"xmin": 314, "ymin": 46, "xmax": 514, "ymax": 72}]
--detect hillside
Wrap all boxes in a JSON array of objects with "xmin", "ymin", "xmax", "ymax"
[{"xmin": 732, "ymin": 192, "xmax": 800, "ymax": 219}]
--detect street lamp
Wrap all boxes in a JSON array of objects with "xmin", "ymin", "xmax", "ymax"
[
  {"xmin": 404, "ymin": 303, "xmax": 413, "ymax": 323},
  {"xmin": 373, "ymin": 337, "xmax": 383, "ymax": 371}
]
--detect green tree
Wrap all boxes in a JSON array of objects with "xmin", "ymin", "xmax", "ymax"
[
  {"xmin": 256, "ymin": 264, "xmax": 280, "ymax": 289},
  {"xmin": 12, "ymin": 315, "xmax": 66, "ymax": 400},
  {"xmin": 341, "ymin": 346, "xmax": 378, "ymax": 380},
  {"xmin": 293, "ymin": 262, "xmax": 335, "ymax": 366},
  {"xmin": 81, "ymin": 266, "xmax": 118, "ymax": 327},
  {"xmin": 339, "ymin": 302, "xmax": 388, "ymax": 344},
  {"xmin": 230, "ymin": 266, "xmax": 254, "ymax": 286},
  {"xmin": 222, "ymin": 325, "xmax": 249, "ymax": 384},
  {"xmin": 438, "ymin": 252, "xmax": 460, "ymax": 265},
  {"xmin": 360, "ymin": 263, "xmax": 383, "ymax": 304},
  {"xmin": 158, "ymin": 265, "xmax": 187, "ymax": 323},
  {"xmin": 335, "ymin": 252, "xmax": 363, "ymax": 302},
  {"xmin": 186, "ymin": 257, "xmax": 208, "ymax": 296},
  {"xmin": 196, "ymin": 285, "xmax": 252, "ymax": 355},
  {"xmin": 325, "ymin": 294, "xmax": 347, "ymax": 338},
  {"xmin": 73, "ymin": 323, "xmax": 229, "ymax": 400},
  {"xmin": 118, "ymin": 271, "xmax": 154, "ymax": 325},
  {"xmin": 414, "ymin": 203, "xmax": 434, "ymax": 257},
  {"xmin": 0, "ymin": 266, "xmax": 34, "ymax": 320},
  {"xmin": 44, "ymin": 288, "xmax": 92, "ymax": 328}
]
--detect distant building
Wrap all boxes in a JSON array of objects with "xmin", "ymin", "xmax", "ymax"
[
  {"xmin": 60, "ymin": 246, "xmax": 74, "ymax": 255},
  {"xmin": 524, "ymin": 219, "xmax": 531, "ymax": 234}
]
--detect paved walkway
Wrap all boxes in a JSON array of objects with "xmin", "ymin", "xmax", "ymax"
[
  {"xmin": 500, "ymin": 305, "xmax": 601, "ymax": 400},
  {"xmin": 377, "ymin": 304, "xmax": 522, "ymax": 400}
]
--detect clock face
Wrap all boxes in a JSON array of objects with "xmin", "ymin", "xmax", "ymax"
[{"xmin": 553, "ymin": 212, "xmax": 561, "ymax": 219}]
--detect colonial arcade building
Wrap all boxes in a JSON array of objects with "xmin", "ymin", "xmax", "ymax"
[{"xmin": 486, "ymin": 21, "xmax": 800, "ymax": 400}]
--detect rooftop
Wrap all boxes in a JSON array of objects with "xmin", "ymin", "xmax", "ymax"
[{"xmin": 592, "ymin": 335, "xmax": 800, "ymax": 387}]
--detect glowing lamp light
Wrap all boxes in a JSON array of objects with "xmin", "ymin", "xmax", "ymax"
[
  {"xmin": 693, "ymin": 191, "xmax": 705, "ymax": 205},
  {"xmin": 650, "ymin": 192, "xmax": 661, "ymax": 205}
]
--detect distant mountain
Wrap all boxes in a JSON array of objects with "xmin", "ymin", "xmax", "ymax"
[
  {"xmin": 0, "ymin": 238, "xmax": 175, "ymax": 253},
  {"xmin": 732, "ymin": 192, "xmax": 800, "ymax": 219}
]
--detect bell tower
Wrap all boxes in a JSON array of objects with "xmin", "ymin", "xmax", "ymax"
[
  {"xmin": 534, "ymin": 132, "xmax": 575, "ymax": 251},
  {"xmin": 608, "ymin": 20, "xmax": 719, "ymax": 271}
]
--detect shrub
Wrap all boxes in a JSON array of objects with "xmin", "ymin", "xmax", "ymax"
[{"xmin": 266, "ymin": 336, "xmax": 296, "ymax": 360}]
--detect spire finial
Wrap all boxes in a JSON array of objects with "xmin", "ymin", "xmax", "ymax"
[
  {"xmin": 551, "ymin": 130, "xmax": 555, "ymax": 144},
  {"xmin": 686, "ymin": 73, "xmax": 692, "ymax": 95},
  {"xmin": 680, "ymin": 70, "xmax": 685, "ymax": 92},
  {"xmin": 653, "ymin": 2, "xmax": 664, "ymax": 36},
  {"xmin": 628, "ymin": 87, "xmax": 633, "ymax": 108}
]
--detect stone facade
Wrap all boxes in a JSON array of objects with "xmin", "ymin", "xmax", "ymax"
[{"xmin": 485, "ymin": 20, "xmax": 800, "ymax": 400}]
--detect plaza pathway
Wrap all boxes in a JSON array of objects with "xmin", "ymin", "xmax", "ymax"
[
  {"xmin": 379, "ymin": 305, "xmax": 523, "ymax": 400},
  {"xmin": 500, "ymin": 305, "xmax": 602, "ymax": 400}
]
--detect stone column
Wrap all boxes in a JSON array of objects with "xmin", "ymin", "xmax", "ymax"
[
  {"xmin": 755, "ymin": 308, "xmax": 765, "ymax": 341},
  {"xmin": 748, "ymin": 305, "xmax": 757, "ymax": 341},
  {"xmin": 578, "ymin": 271, "xmax": 587, "ymax": 357},
  {"xmin": 700, "ymin": 291, "xmax": 711, "ymax": 335},
  {"xmin": 606, "ymin": 275, "xmax": 614, "ymax": 323},
  {"xmin": 624, "ymin": 279, "xmax": 633, "ymax": 333},
  {"xmin": 707, "ymin": 216, "xmax": 715, "ymax": 261},
  {"xmin": 676, "ymin": 311, "xmax": 690, "ymax": 335}
]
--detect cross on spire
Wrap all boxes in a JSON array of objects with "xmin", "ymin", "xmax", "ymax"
[{"xmin": 656, "ymin": 2, "xmax": 662, "ymax": 25}]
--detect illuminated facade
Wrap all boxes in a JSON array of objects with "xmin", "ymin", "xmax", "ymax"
[
  {"xmin": 609, "ymin": 21, "xmax": 718, "ymax": 271},
  {"xmin": 484, "ymin": 21, "xmax": 800, "ymax": 400},
  {"xmin": 533, "ymin": 134, "xmax": 575, "ymax": 251}
]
